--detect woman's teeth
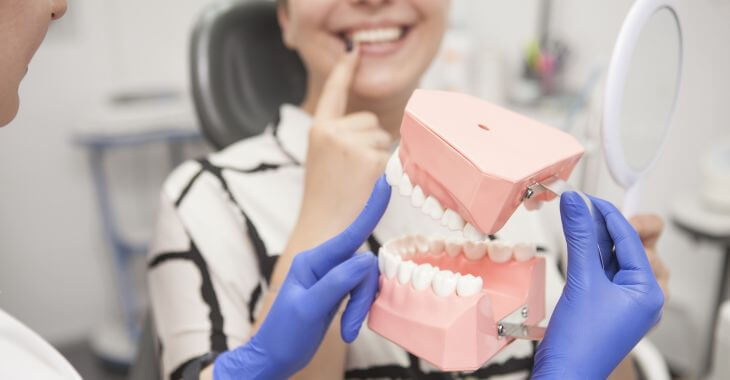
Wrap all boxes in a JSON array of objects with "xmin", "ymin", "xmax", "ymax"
[
  {"xmin": 349, "ymin": 27, "xmax": 404, "ymax": 44},
  {"xmin": 378, "ymin": 235, "xmax": 538, "ymax": 298}
]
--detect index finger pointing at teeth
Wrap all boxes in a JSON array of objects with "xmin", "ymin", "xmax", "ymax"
[{"xmin": 314, "ymin": 46, "xmax": 360, "ymax": 122}]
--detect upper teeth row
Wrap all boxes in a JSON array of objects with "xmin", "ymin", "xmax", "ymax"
[
  {"xmin": 350, "ymin": 27, "xmax": 402, "ymax": 44},
  {"xmin": 385, "ymin": 149, "xmax": 488, "ymax": 241},
  {"xmin": 377, "ymin": 235, "xmax": 538, "ymax": 298}
]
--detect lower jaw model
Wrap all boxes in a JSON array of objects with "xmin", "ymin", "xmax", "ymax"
[{"xmin": 367, "ymin": 90, "xmax": 584, "ymax": 371}]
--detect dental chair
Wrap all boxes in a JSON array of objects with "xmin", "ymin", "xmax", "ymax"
[{"xmin": 190, "ymin": 0, "xmax": 306, "ymax": 149}]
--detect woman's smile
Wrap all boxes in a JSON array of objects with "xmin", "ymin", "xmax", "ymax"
[{"xmin": 335, "ymin": 22, "xmax": 414, "ymax": 57}]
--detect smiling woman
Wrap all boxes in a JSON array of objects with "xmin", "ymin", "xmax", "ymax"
[{"xmin": 147, "ymin": 1, "xmax": 464, "ymax": 379}]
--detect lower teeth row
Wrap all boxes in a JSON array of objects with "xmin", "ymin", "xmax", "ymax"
[{"xmin": 377, "ymin": 235, "xmax": 537, "ymax": 298}]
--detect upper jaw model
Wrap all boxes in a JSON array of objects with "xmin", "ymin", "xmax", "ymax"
[{"xmin": 368, "ymin": 90, "xmax": 585, "ymax": 371}]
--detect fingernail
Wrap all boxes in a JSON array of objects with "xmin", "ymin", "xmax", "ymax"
[{"xmin": 345, "ymin": 39, "xmax": 353, "ymax": 52}]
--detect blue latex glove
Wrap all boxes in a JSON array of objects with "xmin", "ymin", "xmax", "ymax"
[
  {"xmin": 532, "ymin": 192, "xmax": 664, "ymax": 379},
  {"xmin": 214, "ymin": 176, "xmax": 391, "ymax": 380}
]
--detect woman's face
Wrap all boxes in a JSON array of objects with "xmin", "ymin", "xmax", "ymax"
[
  {"xmin": 279, "ymin": 0, "xmax": 449, "ymax": 103},
  {"xmin": 0, "ymin": 0, "xmax": 67, "ymax": 127}
]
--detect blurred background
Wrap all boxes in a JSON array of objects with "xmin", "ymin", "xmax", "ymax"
[{"xmin": 0, "ymin": 0, "xmax": 728, "ymax": 379}]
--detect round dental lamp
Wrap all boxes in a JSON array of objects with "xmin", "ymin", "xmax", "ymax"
[{"xmin": 601, "ymin": 0, "xmax": 683, "ymax": 217}]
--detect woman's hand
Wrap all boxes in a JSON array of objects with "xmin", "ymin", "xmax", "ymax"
[
  {"xmin": 532, "ymin": 193, "xmax": 664, "ymax": 379},
  {"xmin": 299, "ymin": 45, "xmax": 394, "ymax": 239},
  {"xmin": 214, "ymin": 177, "xmax": 391, "ymax": 380},
  {"xmin": 630, "ymin": 214, "xmax": 669, "ymax": 302}
]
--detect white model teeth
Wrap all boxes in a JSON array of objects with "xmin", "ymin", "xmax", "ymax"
[
  {"xmin": 384, "ymin": 253, "xmax": 402, "ymax": 279},
  {"xmin": 411, "ymin": 186, "xmax": 426, "ymax": 208},
  {"xmin": 378, "ymin": 247, "xmax": 387, "ymax": 273},
  {"xmin": 463, "ymin": 241, "xmax": 488, "ymax": 261},
  {"xmin": 513, "ymin": 242, "xmax": 537, "ymax": 262},
  {"xmin": 432, "ymin": 270, "xmax": 459, "ymax": 297},
  {"xmin": 488, "ymin": 241, "xmax": 512, "ymax": 263},
  {"xmin": 350, "ymin": 27, "xmax": 403, "ymax": 44},
  {"xmin": 441, "ymin": 209, "xmax": 465, "ymax": 231},
  {"xmin": 385, "ymin": 148, "xmax": 402, "ymax": 186},
  {"xmin": 413, "ymin": 235, "xmax": 429, "ymax": 254},
  {"xmin": 428, "ymin": 237, "xmax": 444, "ymax": 256},
  {"xmin": 399, "ymin": 173, "xmax": 413, "ymax": 196},
  {"xmin": 379, "ymin": 235, "xmax": 537, "ymax": 298},
  {"xmin": 422, "ymin": 196, "xmax": 444, "ymax": 219},
  {"xmin": 401, "ymin": 236, "xmax": 417, "ymax": 256},
  {"xmin": 445, "ymin": 237, "xmax": 463, "ymax": 257},
  {"xmin": 397, "ymin": 260, "xmax": 417, "ymax": 285},
  {"xmin": 456, "ymin": 274, "xmax": 483, "ymax": 297},
  {"xmin": 412, "ymin": 264, "xmax": 437, "ymax": 290},
  {"xmin": 386, "ymin": 149, "xmax": 491, "ymax": 241},
  {"xmin": 463, "ymin": 223, "xmax": 486, "ymax": 241}
]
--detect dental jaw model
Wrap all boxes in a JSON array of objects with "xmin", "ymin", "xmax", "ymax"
[{"xmin": 368, "ymin": 90, "xmax": 585, "ymax": 371}]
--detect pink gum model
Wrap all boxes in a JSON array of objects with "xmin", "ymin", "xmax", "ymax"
[
  {"xmin": 370, "ymin": 90, "xmax": 584, "ymax": 371},
  {"xmin": 369, "ymin": 253, "xmax": 545, "ymax": 371},
  {"xmin": 398, "ymin": 89, "xmax": 584, "ymax": 235}
]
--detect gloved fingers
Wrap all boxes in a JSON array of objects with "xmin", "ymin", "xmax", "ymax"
[
  {"xmin": 307, "ymin": 253, "xmax": 378, "ymax": 320},
  {"xmin": 588, "ymin": 195, "xmax": 618, "ymax": 279},
  {"xmin": 303, "ymin": 176, "xmax": 391, "ymax": 279},
  {"xmin": 560, "ymin": 192, "xmax": 603, "ymax": 286},
  {"xmin": 340, "ymin": 255, "xmax": 379, "ymax": 343},
  {"xmin": 591, "ymin": 197, "xmax": 653, "ymax": 274}
]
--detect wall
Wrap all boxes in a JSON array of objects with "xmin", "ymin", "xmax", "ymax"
[{"xmin": 0, "ymin": 0, "xmax": 211, "ymax": 344}]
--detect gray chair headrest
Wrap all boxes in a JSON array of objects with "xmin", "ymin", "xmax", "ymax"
[{"xmin": 190, "ymin": 0, "xmax": 306, "ymax": 150}]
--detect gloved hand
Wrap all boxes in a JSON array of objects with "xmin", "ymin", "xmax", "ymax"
[
  {"xmin": 532, "ymin": 192, "xmax": 664, "ymax": 379},
  {"xmin": 214, "ymin": 176, "xmax": 391, "ymax": 380}
]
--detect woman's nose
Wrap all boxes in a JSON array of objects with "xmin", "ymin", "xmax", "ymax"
[{"xmin": 51, "ymin": 0, "xmax": 68, "ymax": 20}]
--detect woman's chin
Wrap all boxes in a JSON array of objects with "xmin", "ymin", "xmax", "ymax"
[{"xmin": 352, "ymin": 78, "xmax": 415, "ymax": 103}]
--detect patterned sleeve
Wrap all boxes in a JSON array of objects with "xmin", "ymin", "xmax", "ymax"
[{"xmin": 147, "ymin": 160, "xmax": 264, "ymax": 379}]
